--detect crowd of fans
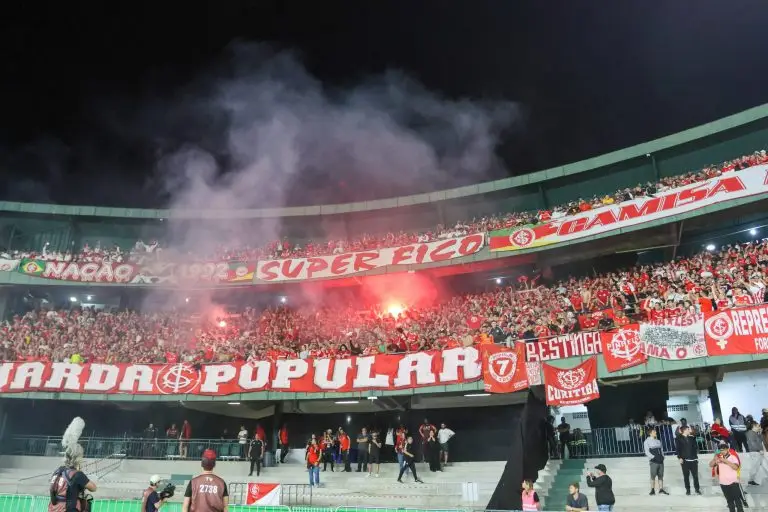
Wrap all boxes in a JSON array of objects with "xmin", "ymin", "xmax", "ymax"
[
  {"xmin": 0, "ymin": 151, "xmax": 765, "ymax": 265},
  {"xmin": 2, "ymin": 233, "xmax": 766, "ymax": 364}
]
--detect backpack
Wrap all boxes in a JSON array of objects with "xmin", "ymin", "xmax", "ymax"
[{"xmin": 49, "ymin": 467, "xmax": 85, "ymax": 512}]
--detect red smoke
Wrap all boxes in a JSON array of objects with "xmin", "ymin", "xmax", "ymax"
[{"xmin": 359, "ymin": 272, "xmax": 439, "ymax": 311}]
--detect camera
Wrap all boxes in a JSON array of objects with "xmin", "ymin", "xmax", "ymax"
[
  {"xmin": 159, "ymin": 482, "xmax": 176, "ymax": 500},
  {"xmin": 80, "ymin": 494, "xmax": 93, "ymax": 512}
]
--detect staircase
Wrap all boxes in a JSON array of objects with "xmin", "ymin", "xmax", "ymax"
[{"xmin": 543, "ymin": 458, "xmax": 587, "ymax": 510}]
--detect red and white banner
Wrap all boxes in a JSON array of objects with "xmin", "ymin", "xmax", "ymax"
[
  {"xmin": 493, "ymin": 165, "xmax": 768, "ymax": 251},
  {"xmin": 482, "ymin": 344, "xmax": 528, "ymax": 394},
  {"xmin": 525, "ymin": 331, "xmax": 602, "ymax": 362},
  {"xmin": 255, "ymin": 233, "xmax": 485, "ymax": 282},
  {"xmin": 704, "ymin": 304, "xmax": 768, "ymax": 356},
  {"xmin": 639, "ymin": 313, "xmax": 707, "ymax": 360},
  {"xmin": 600, "ymin": 326, "xmax": 648, "ymax": 372},
  {"xmin": 246, "ymin": 483, "xmax": 280, "ymax": 505},
  {"xmin": 542, "ymin": 357, "xmax": 600, "ymax": 406},
  {"xmin": 0, "ymin": 348, "xmax": 484, "ymax": 396}
]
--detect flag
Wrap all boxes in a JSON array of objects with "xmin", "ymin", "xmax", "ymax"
[
  {"xmin": 542, "ymin": 357, "xmax": 600, "ymax": 406},
  {"xmin": 600, "ymin": 326, "xmax": 647, "ymax": 372},
  {"xmin": 482, "ymin": 344, "xmax": 528, "ymax": 394},
  {"xmin": 18, "ymin": 258, "xmax": 46, "ymax": 276}
]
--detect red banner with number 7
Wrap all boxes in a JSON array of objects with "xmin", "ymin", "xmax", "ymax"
[{"xmin": 481, "ymin": 343, "xmax": 529, "ymax": 394}]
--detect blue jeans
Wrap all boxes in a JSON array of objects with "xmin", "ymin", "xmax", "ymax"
[
  {"xmin": 397, "ymin": 453, "xmax": 410, "ymax": 476},
  {"xmin": 308, "ymin": 465, "xmax": 320, "ymax": 486},
  {"xmin": 597, "ymin": 505, "xmax": 613, "ymax": 512}
]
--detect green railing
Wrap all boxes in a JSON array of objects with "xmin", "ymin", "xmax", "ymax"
[
  {"xmin": 0, "ymin": 495, "xmax": 473, "ymax": 512},
  {"xmin": 9, "ymin": 435, "xmax": 252, "ymax": 461}
]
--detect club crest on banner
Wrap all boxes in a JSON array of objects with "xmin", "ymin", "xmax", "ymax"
[
  {"xmin": 543, "ymin": 357, "xmax": 600, "ymax": 406},
  {"xmin": 487, "ymin": 351, "xmax": 518, "ymax": 384},
  {"xmin": 481, "ymin": 344, "xmax": 528, "ymax": 394},
  {"xmin": 556, "ymin": 367, "xmax": 586, "ymax": 391},
  {"xmin": 606, "ymin": 328, "xmax": 642, "ymax": 361},
  {"xmin": 704, "ymin": 312, "xmax": 734, "ymax": 349},
  {"xmin": 509, "ymin": 228, "xmax": 535, "ymax": 248},
  {"xmin": 155, "ymin": 363, "xmax": 202, "ymax": 395}
]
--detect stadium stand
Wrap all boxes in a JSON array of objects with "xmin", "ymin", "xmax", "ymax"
[
  {"xmin": 2, "ymin": 235, "xmax": 766, "ymax": 366},
  {"xmin": 1, "ymin": 150, "xmax": 765, "ymax": 264}
]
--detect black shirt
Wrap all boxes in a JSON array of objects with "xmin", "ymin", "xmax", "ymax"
[
  {"xmin": 403, "ymin": 441, "xmax": 415, "ymax": 462},
  {"xmin": 145, "ymin": 490, "xmax": 160, "ymax": 512},
  {"xmin": 249, "ymin": 439, "xmax": 264, "ymax": 458},
  {"xmin": 369, "ymin": 438, "xmax": 381, "ymax": 456},
  {"xmin": 676, "ymin": 435, "xmax": 699, "ymax": 461},
  {"xmin": 566, "ymin": 492, "xmax": 589, "ymax": 510},
  {"xmin": 586, "ymin": 474, "xmax": 615, "ymax": 505}
]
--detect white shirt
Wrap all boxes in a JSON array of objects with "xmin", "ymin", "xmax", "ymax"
[
  {"xmin": 437, "ymin": 428, "xmax": 455, "ymax": 444},
  {"xmin": 238, "ymin": 429, "xmax": 248, "ymax": 444}
]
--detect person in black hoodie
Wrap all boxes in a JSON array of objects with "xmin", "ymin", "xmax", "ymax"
[
  {"xmin": 675, "ymin": 425, "xmax": 702, "ymax": 495},
  {"xmin": 586, "ymin": 464, "xmax": 615, "ymax": 511}
]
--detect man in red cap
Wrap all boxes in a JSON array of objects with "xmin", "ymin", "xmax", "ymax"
[{"xmin": 182, "ymin": 449, "xmax": 229, "ymax": 512}]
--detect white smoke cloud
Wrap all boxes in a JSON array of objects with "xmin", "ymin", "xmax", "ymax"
[{"xmin": 153, "ymin": 43, "xmax": 520, "ymax": 258}]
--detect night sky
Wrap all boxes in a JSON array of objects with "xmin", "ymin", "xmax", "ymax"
[{"xmin": 2, "ymin": 0, "xmax": 768, "ymax": 208}]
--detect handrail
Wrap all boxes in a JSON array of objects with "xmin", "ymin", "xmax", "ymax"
[{"xmin": 0, "ymin": 104, "xmax": 766, "ymax": 219}]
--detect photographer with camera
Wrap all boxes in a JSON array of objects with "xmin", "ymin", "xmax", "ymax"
[
  {"xmin": 142, "ymin": 475, "xmax": 175, "ymax": 511},
  {"xmin": 49, "ymin": 417, "xmax": 97, "ymax": 512}
]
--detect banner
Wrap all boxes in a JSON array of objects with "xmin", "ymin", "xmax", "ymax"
[
  {"xmin": 130, "ymin": 261, "xmax": 256, "ymax": 285},
  {"xmin": 542, "ymin": 357, "xmax": 600, "ymax": 406},
  {"xmin": 704, "ymin": 304, "xmax": 768, "ymax": 356},
  {"xmin": 482, "ymin": 344, "xmax": 528, "ymax": 394},
  {"xmin": 246, "ymin": 483, "xmax": 280, "ymax": 505},
  {"xmin": 525, "ymin": 331, "xmax": 602, "ymax": 362},
  {"xmin": 639, "ymin": 313, "xmax": 707, "ymax": 360},
  {"xmin": 255, "ymin": 233, "xmax": 485, "ymax": 282},
  {"xmin": 15, "ymin": 259, "xmax": 256, "ymax": 285},
  {"xmin": 18, "ymin": 258, "xmax": 139, "ymax": 283},
  {"xmin": 0, "ymin": 259, "xmax": 19, "ymax": 272},
  {"xmin": 489, "ymin": 165, "xmax": 768, "ymax": 251},
  {"xmin": 600, "ymin": 326, "xmax": 648, "ymax": 372},
  {"xmin": 0, "ymin": 348, "xmax": 485, "ymax": 396}
]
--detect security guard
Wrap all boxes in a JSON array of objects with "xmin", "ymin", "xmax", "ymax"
[
  {"xmin": 182, "ymin": 449, "xmax": 228, "ymax": 512},
  {"xmin": 248, "ymin": 433, "xmax": 265, "ymax": 477}
]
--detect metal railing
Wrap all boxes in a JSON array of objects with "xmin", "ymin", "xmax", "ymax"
[
  {"xmin": 7, "ymin": 435, "xmax": 251, "ymax": 461},
  {"xmin": 557, "ymin": 422, "xmax": 733, "ymax": 459},
  {"xmin": 9, "ymin": 423, "xmax": 736, "ymax": 463}
]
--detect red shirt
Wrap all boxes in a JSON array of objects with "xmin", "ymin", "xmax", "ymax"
[
  {"xmin": 307, "ymin": 446, "xmax": 321, "ymax": 465},
  {"xmin": 614, "ymin": 316, "xmax": 629, "ymax": 327},
  {"xmin": 698, "ymin": 297, "xmax": 714, "ymax": 313},
  {"xmin": 570, "ymin": 294, "xmax": 584, "ymax": 311},
  {"xmin": 339, "ymin": 434, "xmax": 351, "ymax": 451}
]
